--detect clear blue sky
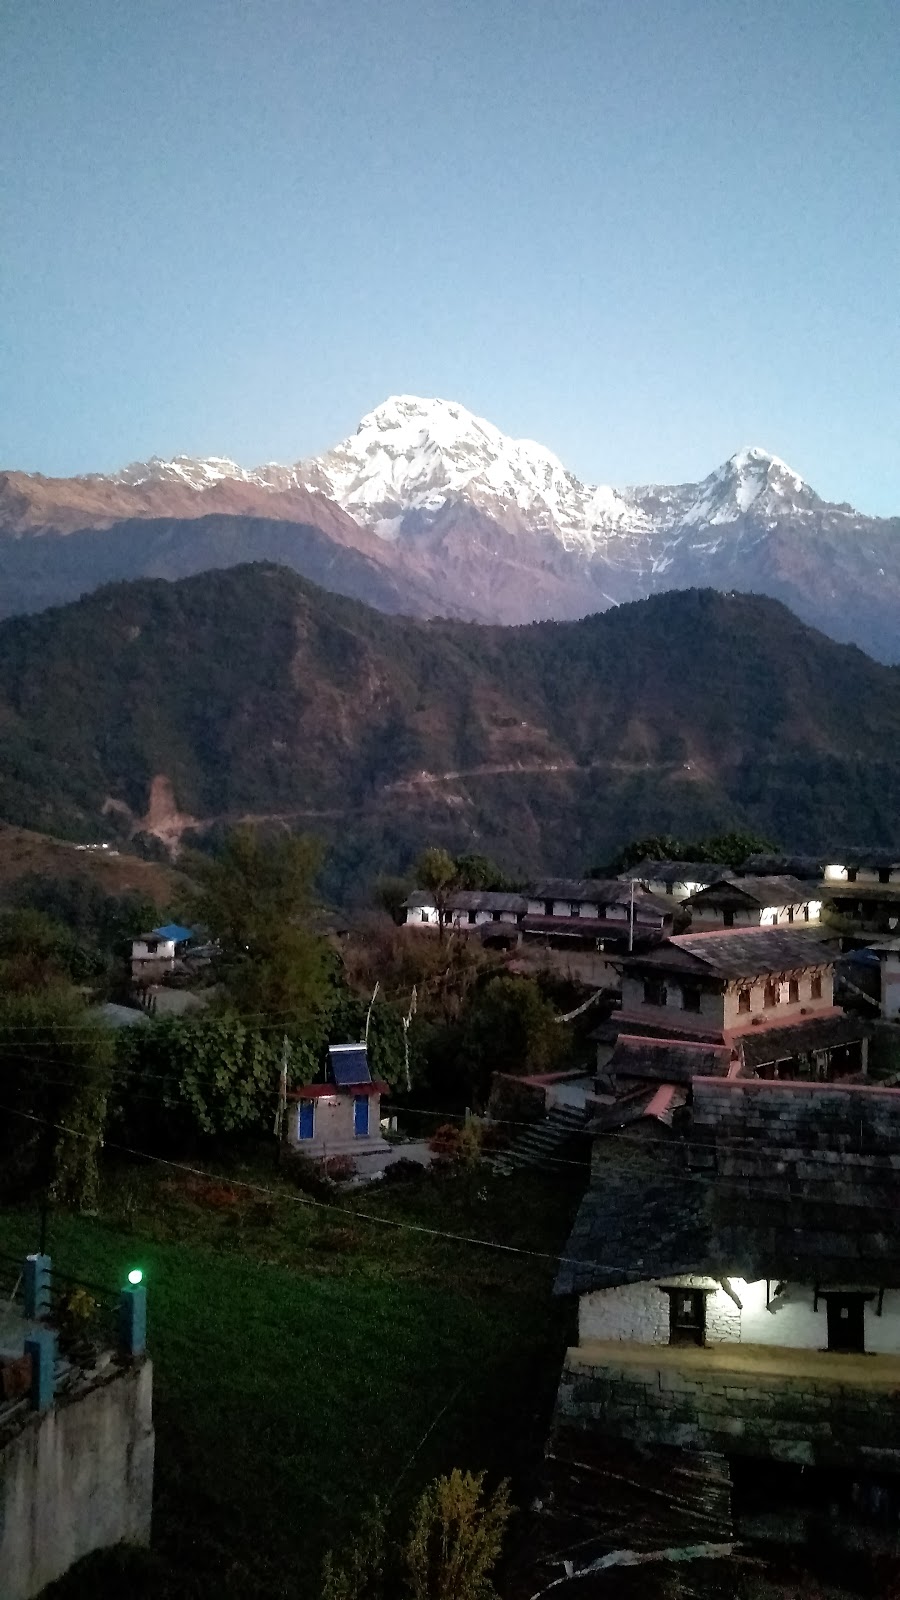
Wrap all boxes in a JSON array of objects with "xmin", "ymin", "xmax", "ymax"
[{"xmin": 3, "ymin": 0, "xmax": 898, "ymax": 512}]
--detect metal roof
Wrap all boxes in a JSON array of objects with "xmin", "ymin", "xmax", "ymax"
[{"xmin": 152, "ymin": 923, "xmax": 194, "ymax": 943}]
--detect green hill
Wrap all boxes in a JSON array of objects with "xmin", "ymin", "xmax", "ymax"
[{"xmin": 0, "ymin": 564, "xmax": 897, "ymax": 896}]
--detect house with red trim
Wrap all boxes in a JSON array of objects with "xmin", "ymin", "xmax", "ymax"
[{"xmin": 287, "ymin": 1043, "xmax": 390, "ymax": 1164}]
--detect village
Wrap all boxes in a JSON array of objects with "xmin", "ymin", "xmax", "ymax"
[{"xmin": 3, "ymin": 836, "xmax": 900, "ymax": 1597}]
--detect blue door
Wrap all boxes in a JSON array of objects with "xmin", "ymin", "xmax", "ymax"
[
  {"xmin": 353, "ymin": 1096, "xmax": 369, "ymax": 1137},
  {"xmin": 299, "ymin": 1102, "xmax": 315, "ymax": 1140}
]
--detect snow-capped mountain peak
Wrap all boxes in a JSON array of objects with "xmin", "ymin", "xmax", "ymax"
[
  {"xmin": 106, "ymin": 454, "xmax": 256, "ymax": 490},
  {"xmin": 297, "ymin": 394, "xmax": 637, "ymax": 548},
  {"xmin": 679, "ymin": 445, "xmax": 817, "ymax": 528}
]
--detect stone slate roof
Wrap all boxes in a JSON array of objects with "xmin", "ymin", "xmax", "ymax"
[
  {"xmin": 684, "ymin": 876, "xmax": 814, "ymax": 910},
  {"xmin": 740, "ymin": 853, "xmax": 828, "ymax": 879},
  {"xmin": 618, "ymin": 861, "xmax": 724, "ymax": 887},
  {"xmin": 630, "ymin": 927, "xmax": 837, "ymax": 981},
  {"xmin": 447, "ymin": 891, "xmax": 528, "ymax": 913},
  {"xmin": 737, "ymin": 1012, "xmax": 870, "ymax": 1070},
  {"xmin": 608, "ymin": 1034, "xmax": 734, "ymax": 1084},
  {"xmin": 556, "ymin": 1079, "xmax": 900, "ymax": 1296}
]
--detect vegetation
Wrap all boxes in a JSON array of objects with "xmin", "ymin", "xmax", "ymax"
[
  {"xmin": 599, "ymin": 829, "xmax": 778, "ymax": 874},
  {"xmin": 0, "ymin": 1152, "xmax": 580, "ymax": 1599},
  {"xmin": 0, "ymin": 569, "xmax": 896, "ymax": 897}
]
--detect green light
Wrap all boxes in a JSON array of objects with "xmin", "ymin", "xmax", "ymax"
[{"xmin": 127, "ymin": 1268, "xmax": 143, "ymax": 1286}]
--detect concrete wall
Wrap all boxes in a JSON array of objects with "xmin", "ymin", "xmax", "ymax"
[
  {"xmin": 0, "ymin": 1361, "xmax": 154, "ymax": 1600},
  {"xmin": 289, "ymin": 1093, "xmax": 386, "ymax": 1158},
  {"xmin": 556, "ymin": 1352, "xmax": 900, "ymax": 1470},
  {"xmin": 579, "ymin": 1280, "xmax": 900, "ymax": 1354}
]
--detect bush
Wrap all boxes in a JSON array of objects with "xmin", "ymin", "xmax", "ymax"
[
  {"xmin": 381, "ymin": 1157, "xmax": 426, "ymax": 1185},
  {"xmin": 324, "ymin": 1154, "xmax": 356, "ymax": 1183}
]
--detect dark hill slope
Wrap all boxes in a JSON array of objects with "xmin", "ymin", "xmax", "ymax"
[{"xmin": 0, "ymin": 566, "xmax": 897, "ymax": 890}]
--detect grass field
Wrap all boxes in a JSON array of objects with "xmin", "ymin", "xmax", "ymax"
[{"xmin": 0, "ymin": 1150, "xmax": 583, "ymax": 1599}]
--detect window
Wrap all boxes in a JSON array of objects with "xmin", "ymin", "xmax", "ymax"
[
  {"xmin": 764, "ymin": 980, "xmax": 779, "ymax": 1008},
  {"xmin": 420, "ymin": 911, "xmax": 429, "ymax": 923},
  {"xmin": 298, "ymin": 1102, "xmax": 315, "ymax": 1140},
  {"xmin": 544, "ymin": 900, "xmax": 554, "ymax": 917},
  {"xmin": 643, "ymin": 978, "xmax": 667, "ymax": 1007},
  {"xmin": 681, "ymin": 984, "xmax": 702, "ymax": 1013},
  {"xmin": 738, "ymin": 988, "xmax": 752, "ymax": 1014},
  {"xmin": 723, "ymin": 910, "xmax": 734, "ymax": 928},
  {"xmin": 847, "ymin": 867, "xmax": 858, "ymax": 883},
  {"xmin": 787, "ymin": 905, "xmax": 795, "ymax": 923},
  {"xmin": 788, "ymin": 978, "xmax": 800, "ymax": 1003},
  {"xmin": 353, "ymin": 1096, "xmax": 369, "ymax": 1137},
  {"xmin": 811, "ymin": 974, "xmax": 823, "ymax": 1000},
  {"xmin": 467, "ymin": 911, "xmax": 477, "ymax": 926},
  {"xmin": 666, "ymin": 1288, "xmax": 706, "ymax": 1346}
]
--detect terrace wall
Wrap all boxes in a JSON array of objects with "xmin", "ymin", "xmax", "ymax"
[{"xmin": 0, "ymin": 1360, "xmax": 154, "ymax": 1600}]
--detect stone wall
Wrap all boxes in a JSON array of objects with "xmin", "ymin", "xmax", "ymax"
[
  {"xmin": 0, "ymin": 1360, "xmax": 154, "ymax": 1600},
  {"xmin": 557, "ymin": 1352, "xmax": 900, "ymax": 1472}
]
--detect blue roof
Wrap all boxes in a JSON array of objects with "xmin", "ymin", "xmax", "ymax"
[
  {"xmin": 152, "ymin": 923, "xmax": 194, "ymax": 943},
  {"xmin": 328, "ymin": 1043, "xmax": 371, "ymax": 1087}
]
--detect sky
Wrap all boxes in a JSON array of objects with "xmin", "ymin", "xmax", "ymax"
[{"xmin": 2, "ymin": 0, "xmax": 899, "ymax": 512}]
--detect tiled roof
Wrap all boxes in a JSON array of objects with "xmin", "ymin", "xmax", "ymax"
[
  {"xmin": 737, "ymin": 1012, "xmax": 870, "ymax": 1069},
  {"xmin": 740, "ymin": 854, "xmax": 828, "ymax": 878},
  {"xmin": 608, "ymin": 1034, "xmax": 734, "ymax": 1084},
  {"xmin": 556, "ymin": 1079, "xmax": 900, "ymax": 1296},
  {"xmin": 631, "ymin": 927, "xmax": 838, "ymax": 981},
  {"xmin": 685, "ymin": 876, "xmax": 814, "ymax": 910},
  {"xmin": 618, "ymin": 861, "xmax": 724, "ymax": 886}
]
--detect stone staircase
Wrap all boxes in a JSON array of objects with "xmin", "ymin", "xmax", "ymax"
[{"xmin": 490, "ymin": 1103, "xmax": 590, "ymax": 1174}]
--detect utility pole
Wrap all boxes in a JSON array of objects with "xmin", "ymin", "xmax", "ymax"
[
  {"xmin": 273, "ymin": 1035, "xmax": 289, "ymax": 1147},
  {"xmin": 365, "ymin": 982, "xmax": 380, "ymax": 1044}
]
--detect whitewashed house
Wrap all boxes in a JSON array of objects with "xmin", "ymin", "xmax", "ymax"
[
  {"xmin": 554, "ymin": 1077, "xmax": 900, "ymax": 1473},
  {"xmin": 682, "ymin": 876, "xmax": 822, "ymax": 929}
]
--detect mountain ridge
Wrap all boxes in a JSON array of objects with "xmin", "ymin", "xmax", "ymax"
[
  {"xmin": 3, "ymin": 398, "xmax": 898, "ymax": 660},
  {"xmin": 0, "ymin": 562, "xmax": 898, "ymax": 898}
]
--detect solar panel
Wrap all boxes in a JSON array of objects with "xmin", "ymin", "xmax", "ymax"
[{"xmin": 328, "ymin": 1044, "xmax": 372, "ymax": 1087}]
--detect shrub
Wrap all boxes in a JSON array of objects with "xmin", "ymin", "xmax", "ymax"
[
  {"xmin": 404, "ymin": 1469, "xmax": 512, "ymax": 1600},
  {"xmin": 324, "ymin": 1154, "xmax": 356, "ymax": 1183},
  {"xmin": 381, "ymin": 1157, "xmax": 426, "ymax": 1185}
]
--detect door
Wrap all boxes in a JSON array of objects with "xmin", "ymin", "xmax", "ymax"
[
  {"xmin": 298, "ymin": 1102, "xmax": 315, "ymax": 1140},
  {"xmin": 353, "ymin": 1096, "xmax": 369, "ymax": 1137},
  {"xmin": 825, "ymin": 1294, "xmax": 866, "ymax": 1353},
  {"xmin": 667, "ymin": 1288, "xmax": 706, "ymax": 1346}
]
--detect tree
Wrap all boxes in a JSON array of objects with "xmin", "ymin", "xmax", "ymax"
[
  {"xmin": 373, "ymin": 874, "xmax": 413, "ymax": 925},
  {"xmin": 404, "ymin": 1471, "xmax": 512, "ymax": 1600},
  {"xmin": 452, "ymin": 854, "xmax": 518, "ymax": 892},
  {"xmin": 0, "ymin": 988, "xmax": 114, "ymax": 1209},
  {"xmin": 459, "ymin": 975, "xmax": 564, "ymax": 1106},
  {"xmin": 188, "ymin": 828, "xmax": 336, "ymax": 1033},
  {"xmin": 414, "ymin": 847, "xmax": 458, "ymax": 942}
]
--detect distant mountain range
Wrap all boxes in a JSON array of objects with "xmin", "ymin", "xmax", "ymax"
[
  {"xmin": 0, "ymin": 566, "xmax": 898, "ymax": 899},
  {"xmin": 3, "ymin": 397, "xmax": 899, "ymax": 658}
]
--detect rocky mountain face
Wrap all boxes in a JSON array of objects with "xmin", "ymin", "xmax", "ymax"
[
  {"xmin": 2, "ymin": 397, "xmax": 898, "ymax": 657},
  {"xmin": 0, "ymin": 567, "xmax": 899, "ymax": 900}
]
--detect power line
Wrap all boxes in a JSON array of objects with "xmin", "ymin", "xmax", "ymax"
[{"xmin": 0, "ymin": 1101, "xmax": 615, "ymax": 1275}]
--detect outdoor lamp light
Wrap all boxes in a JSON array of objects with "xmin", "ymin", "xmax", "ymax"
[{"xmin": 127, "ymin": 1268, "xmax": 143, "ymax": 1286}]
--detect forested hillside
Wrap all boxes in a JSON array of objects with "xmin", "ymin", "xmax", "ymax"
[{"xmin": 0, "ymin": 565, "xmax": 897, "ymax": 897}]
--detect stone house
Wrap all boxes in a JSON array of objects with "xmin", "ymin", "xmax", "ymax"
[
  {"xmin": 682, "ymin": 875, "xmax": 822, "ymax": 929},
  {"xmin": 612, "ymin": 926, "xmax": 868, "ymax": 1080},
  {"xmin": 554, "ymin": 1077, "xmax": 900, "ymax": 1474},
  {"xmin": 287, "ymin": 1043, "xmax": 390, "ymax": 1164},
  {"xmin": 617, "ymin": 861, "xmax": 725, "ymax": 901},
  {"xmin": 130, "ymin": 922, "xmax": 194, "ymax": 978}
]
